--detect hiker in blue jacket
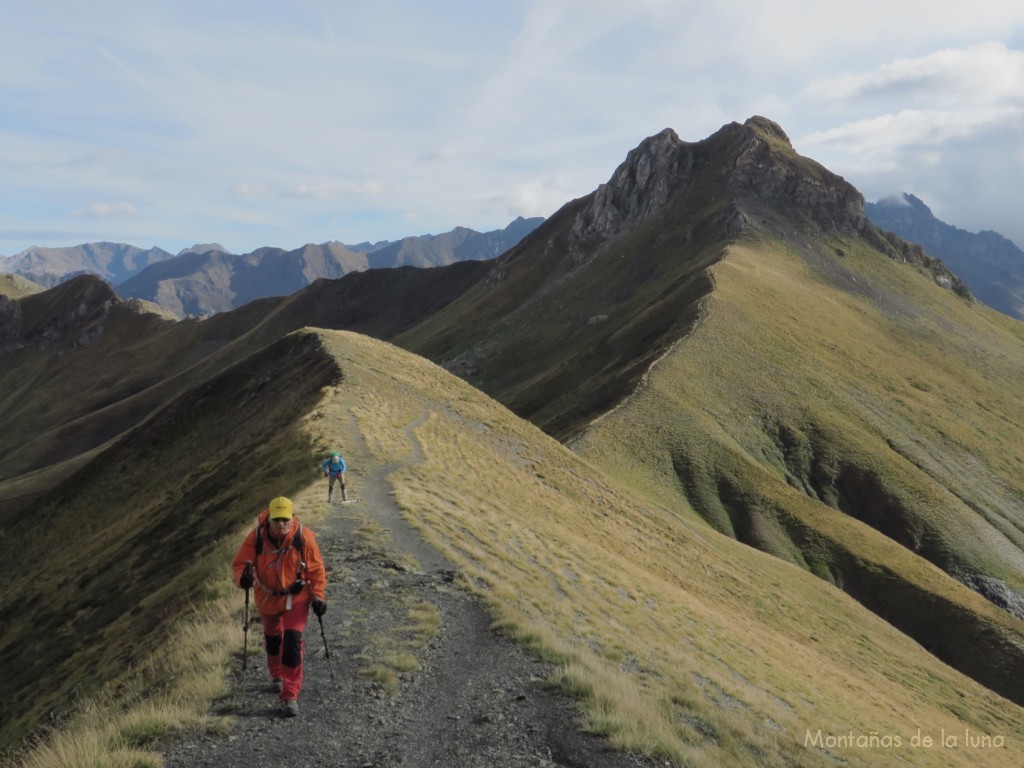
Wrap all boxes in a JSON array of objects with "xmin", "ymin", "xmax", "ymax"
[{"xmin": 321, "ymin": 450, "xmax": 347, "ymax": 502}]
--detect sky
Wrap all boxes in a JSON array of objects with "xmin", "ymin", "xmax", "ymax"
[{"xmin": 2, "ymin": 1, "xmax": 1023, "ymax": 257}]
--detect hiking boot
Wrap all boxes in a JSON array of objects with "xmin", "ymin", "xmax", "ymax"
[
  {"xmin": 283, "ymin": 699, "xmax": 299, "ymax": 717},
  {"xmin": 270, "ymin": 678, "xmax": 282, "ymax": 693}
]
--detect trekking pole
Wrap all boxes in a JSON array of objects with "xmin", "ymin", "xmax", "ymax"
[
  {"xmin": 241, "ymin": 561, "xmax": 254, "ymax": 672},
  {"xmin": 316, "ymin": 613, "xmax": 336, "ymax": 681},
  {"xmin": 242, "ymin": 584, "xmax": 251, "ymax": 672}
]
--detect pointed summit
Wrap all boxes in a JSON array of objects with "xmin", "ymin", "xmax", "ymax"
[
  {"xmin": 570, "ymin": 127, "xmax": 686, "ymax": 246},
  {"xmin": 562, "ymin": 117, "xmax": 966, "ymax": 296},
  {"xmin": 742, "ymin": 114, "xmax": 792, "ymax": 144},
  {"xmin": 567, "ymin": 115, "xmax": 857, "ymax": 258}
]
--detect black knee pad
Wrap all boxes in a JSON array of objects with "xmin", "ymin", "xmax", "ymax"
[
  {"xmin": 265, "ymin": 633, "xmax": 282, "ymax": 656},
  {"xmin": 282, "ymin": 628, "xmax": 304, "ymax": 668}
]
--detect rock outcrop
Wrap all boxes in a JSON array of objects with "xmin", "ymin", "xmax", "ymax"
[{"xmin": 566, "ymin": 116, "xmax": 970, "ymax": 297}]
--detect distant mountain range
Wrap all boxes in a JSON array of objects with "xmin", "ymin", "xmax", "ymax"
[
  {"xmin": 6, "ymin": 201, "xmax": 1023, "ymax": 323},
  {"xmin": 866, "ymin": 194, "xmax": 1024, "ymax": 320},
  {"xmin": 0, "ymin": 217, "xmax": 543, "ymax": 317},
  {"xmin": 3, "ymin": 242, "xmax": 176, "ymax": 287}
]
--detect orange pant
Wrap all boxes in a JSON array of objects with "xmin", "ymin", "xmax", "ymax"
[{"xmin": 260, "ymin": 600, "xmax": 309, "ymax": 701}]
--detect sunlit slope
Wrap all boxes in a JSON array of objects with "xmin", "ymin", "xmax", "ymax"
[
  {"xmin": 316, "ymin": 329, "xmax": 1024, "ymax": 767},
  {"xmin": 0, "ymin": 273, "xmax": 45, "ymax": 299},
  {"xmin": 575, "ymin": 236, "xmax": 1024, "ymax": 703}
]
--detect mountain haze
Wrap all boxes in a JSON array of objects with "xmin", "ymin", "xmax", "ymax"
[
  {"xmin": 117, "ymin": 241, "xmax": 371, "ymax": 317},
  {"xmin": 2, "ymin": 242, "xmax": 176, "ymax": 287},
  {"xmin": 867, "ymin": 193, "xmax": 1024, "ymax": 320},
  {"xmin": 4, "ymin": 117, "xmax": 1024, "ymax": 766},
  {"xmin": 367, "ymin": 216, "xmax": 544, "ymax": 269},
  {"xmin": 115, "ymin": 218, "xmax": 542, "ymax": 317},
  {"xmin": 1, "ymin": 219, "xmax": 543, "ymax": 319}
]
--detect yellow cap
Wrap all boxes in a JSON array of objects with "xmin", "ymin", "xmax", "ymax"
[{"xmin": 268, "ymin": 496, "xmax": 294, "ymax": 520}]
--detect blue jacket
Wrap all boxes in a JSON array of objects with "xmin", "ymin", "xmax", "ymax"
[{"xmin": 322, "ymin": 456, "xmax": 347, "ymax": 477}]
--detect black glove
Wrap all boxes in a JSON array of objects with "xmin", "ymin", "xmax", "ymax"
[
  {"xmin": 312, "ymin": 598, "xmax": 327, "ymax": 617},
  {"xmin": 240, "ymin": 564, "xmax": 254, "ymax": 590}
]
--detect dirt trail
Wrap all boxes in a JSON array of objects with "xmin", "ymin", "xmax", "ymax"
[{"xmin": 162, "ymin": 411, "xmax": 658, "ymax": 768}]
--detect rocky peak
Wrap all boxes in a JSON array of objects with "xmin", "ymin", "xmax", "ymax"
[
  {"xmin": 724, "ymin": 117, "xmax": 867, "ymax": 233},
  {"xmin": 565, "ymin": 116, "xmax": 844, "ymax": 256},
  {"xmin": 568, "ymin": 127, "xmax": 690, "ymax": 252},
  {"xmin": 561, "ymin": 116, "xmax": 971, "ymax": 297},
  {"xmin": 742, "ymin": 115, "xmax": 791, "ymax": 144}
]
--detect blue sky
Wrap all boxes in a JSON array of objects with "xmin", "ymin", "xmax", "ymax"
[{"xmin": 2, "ymin": 1, "xmax": 1023, "ymax": 256}]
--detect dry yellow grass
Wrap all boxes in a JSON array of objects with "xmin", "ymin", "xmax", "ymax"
[{"xmin": 311, "ymin": 329, "xmax": 1024, "ymax": 767}]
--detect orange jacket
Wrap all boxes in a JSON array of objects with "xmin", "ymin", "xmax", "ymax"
[{"xmin": 232, "ymin": 509, "xmax": 327, "ymax": 615}]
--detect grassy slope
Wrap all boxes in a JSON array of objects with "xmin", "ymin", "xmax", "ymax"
[
  {"xmin": 575, "ymin": 235, "xmax": 1024, "ymax": 702},
  {"xmin": 8, "ymin": 328, "xmax": 1024, "ymax": 767},
  {"xmin": 0, "ymin": 331, "xmax": 340, "ymax": 751},
  {"xmin": 0, "ymin": 273, "xmax": 45, "ymax": 299},
  {"xmin": 318, "ymin": 330, "xmax": 1024, "ymax": 767}
]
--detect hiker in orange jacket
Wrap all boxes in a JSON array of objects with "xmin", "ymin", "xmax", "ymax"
[{"xmin": 233, "ymin": 496, "xmax": 327, "ymax": 717}]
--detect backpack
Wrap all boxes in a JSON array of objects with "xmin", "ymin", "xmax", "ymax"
[
  {"xmin": 255, "ymin": 518, "xmax": 305, "ymax": 562},
  {"xmin": 252, "ymin": 517, "xmax": 307, "ymax": 596}
]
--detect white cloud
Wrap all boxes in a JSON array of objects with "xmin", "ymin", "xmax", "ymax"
[
  {"xmin": 478, "ymin": 175, "xmax": 573, "ymax": 219},
  {"xmin": 800, "ymin": 107, "xmax": 1024, "ymax": 163},
  {"xmin": 282, "ymin": 180, "xmax": 383, "ymax": 201},
  {"xmin": 4, "ymin": 3, "xmax": 1024, "ymax": 254},
  {"xmin": 419, "ymin": 145, "xmax": 459, "ymax": 163},
  {"xmin": 76, "ymin": 202, "xmax": 139, "ymax": 218},
  {"xmin": 231, "ymin": 182, "xmax": 270, "ymax": 199},
  {"xmin": 804, "ymin": 42, "xmax": 1024, "ymax": 105}
]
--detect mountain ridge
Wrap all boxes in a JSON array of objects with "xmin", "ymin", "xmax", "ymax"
[
  {"xmin": 1, "ymin": 218, "xmax": 544, "ymax": 318},
  {"xmin": 2, "ymin": 241, "xmax": 176, "ymax": 287}
]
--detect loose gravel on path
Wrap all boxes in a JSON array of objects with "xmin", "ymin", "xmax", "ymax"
[{"xmin": 162, "ymin": 419, "xmax": 659, "ymax": 768}]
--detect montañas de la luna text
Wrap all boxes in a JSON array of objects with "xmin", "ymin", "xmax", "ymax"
[{"xmin": 805, "ymin": 728, "xmax": 1006, "ymax": 750}]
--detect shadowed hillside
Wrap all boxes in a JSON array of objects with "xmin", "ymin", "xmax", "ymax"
[
  {"xmin": 0, "ymin": 330, "xmax": 339, "ymax": 749},
  {"xmin": 0, "ymin": 276, "xmax": 325, "ymax": 511}
]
